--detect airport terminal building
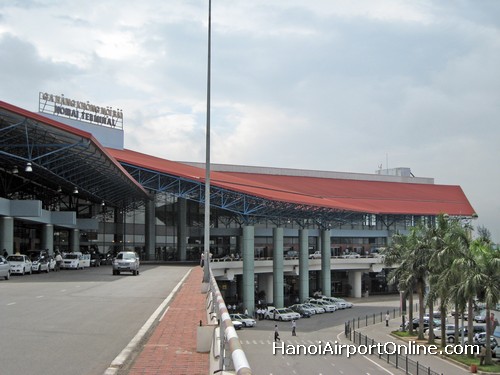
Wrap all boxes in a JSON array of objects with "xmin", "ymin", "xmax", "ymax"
[{"xmin": 0, "ymin": 95, "xmax": 476, "ymax": 312}]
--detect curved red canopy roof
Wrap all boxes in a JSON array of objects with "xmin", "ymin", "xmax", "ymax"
[{"xmin": 108, "ymin": 148, "xmax": 475, "ymax": 217}]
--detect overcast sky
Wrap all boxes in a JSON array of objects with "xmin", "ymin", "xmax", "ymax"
[{"xmin": 1, "ymin": 0, "xmax": 499, "ymax": 241}]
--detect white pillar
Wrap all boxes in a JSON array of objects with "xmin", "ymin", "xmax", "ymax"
[
  {"xmin": 41, "ymin": 224, "xmax": 54, "ymax": 254},
  {"xmin": 70, "ymin": 229, "xmax": 80, "ymax": 253},
  {"xmin": 265, "ymin": 273, "xmax": 274, "ymax": 305},
  {"xmin": 0, "ymin": 217, "xmax": 14, "ymax": 255},
  {"xmin": 348, "ymin": 270, "xmax": 363, "ymax": 298}
]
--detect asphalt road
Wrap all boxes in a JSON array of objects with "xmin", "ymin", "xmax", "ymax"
[
  {"xmin": 237, "ymin": 300, "xmax": 406, "ymax": 375},
  {"xmin": 0, "ymin": 264, "xmax": 191, "ymax": 375}
]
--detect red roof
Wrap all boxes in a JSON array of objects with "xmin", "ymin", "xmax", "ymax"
[{"xmin": 107, "ymin": 148, "xmax": 475, "ymax": 216}]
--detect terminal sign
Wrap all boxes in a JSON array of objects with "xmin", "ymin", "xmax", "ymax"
[{"xmin": 38, "ymin": 92, "xmax": 123, "ymax": 129}]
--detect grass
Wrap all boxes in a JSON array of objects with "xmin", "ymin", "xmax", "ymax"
[
  {"xmin": 446, "ymin": 353, "xmax": 500, "ymax": 373},
  {"xmin": 392, "ymin": 330, "xmax": 418, "ymax": 338}
]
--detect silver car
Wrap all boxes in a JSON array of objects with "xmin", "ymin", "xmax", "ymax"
[
  {"xmin": 0, "ymin": 255, "xmax": 11, "ymax": 280},
  {"xmin": 112, "ymin": 251, "xmax": 140, "ymax": 275}
]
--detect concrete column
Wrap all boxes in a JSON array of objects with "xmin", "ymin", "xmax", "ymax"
[
  {"xmin": 265, "ymin": 273, "xmax": 274, "ymax": 305},
  {"xmin": 349, "ymin": 270, "xmax": 363, "ymax": 298},
  {"xmin": 144, "ymin": 199, "xmax": 156, "ymax": 260},
  {"xmin": 298, "ymin": 228, "xmax": 309, "ymax": 303},
  {"xmin": 273, "ymin": 227, "xmax": 284, "ymax": 308},
  {"xmin": 0, "ymin": 217, "xmax": 14, "ymax": 255},
  {"xmin": 242, "ymin": 225, "xmax": 255, "ymax": 316},
  {"xmin": 70, "ymin": 229, "xmax": 80, "ymax": 253},
  {"xmin": 321, "ymin": 229, "xmax": 331, "ymax": 297},
  {"xmin": 177, "ymin": 198, "xmax": 187, "ymax": 261},
  {"xmin": 41, "ymin": 224, "xmax": 54, "ymax": 254}
]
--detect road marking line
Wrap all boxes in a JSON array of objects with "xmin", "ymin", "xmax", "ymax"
[{"xmin": 7, "ymin": 302, "xmax": 16, "ymax": 306}]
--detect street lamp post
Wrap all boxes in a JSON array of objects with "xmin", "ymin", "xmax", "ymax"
[{"xmin": 202, "ymin": 0, "xmax": 212, "ymax": 284}]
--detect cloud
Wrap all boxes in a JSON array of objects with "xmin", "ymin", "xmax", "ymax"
[{"xmin": 0, "ymin": 0, "xmax": 499, "ymax": 241}]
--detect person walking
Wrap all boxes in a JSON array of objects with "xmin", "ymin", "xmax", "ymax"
[
  {"xmin": 274, "ymin": 325, "xmax": 280, "ymax": 342},
  {"xmin": 385, "ymin": 312, "xmax": 390, "ymax": 327},
  {"xmin": 291, "ymin": 320, "xmax": 297, "ymax": 336},
  {"xmin": 55, "ymin": 252, "xmax": 63, "ymax": 272}
]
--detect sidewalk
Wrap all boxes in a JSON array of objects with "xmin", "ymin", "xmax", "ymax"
[
  {"xmin": 126, "ymin": 266, "xmax": 210, "ymax": 375},
  {"xmin": 358, "ymin": 317, "xmax": 471, "ymax": 375}
]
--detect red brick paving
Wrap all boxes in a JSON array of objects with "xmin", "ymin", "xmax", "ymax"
[{"xmin": 127, "ymin": 266, "xmax": 209, "ymax": 375}]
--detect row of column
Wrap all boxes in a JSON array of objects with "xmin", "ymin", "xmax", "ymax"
[
  {"xmin": 0, "ymin": 216, "xmax": 80, "ymax": 255},
  {"xmin": 239, "ymin": 225, "xmax": 362, "ymax": 316}
]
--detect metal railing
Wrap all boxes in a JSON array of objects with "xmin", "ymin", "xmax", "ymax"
[
  {"xmin": 346, "ymin": 330, "xmax": 441, "ymax": 375},
  {"xmin": 344, "ymin": 306, "xmax": 443, "ymax": 375},
  {"xmin": 207, "ymin": 270, "xmax": 252, "ymax": 375}
]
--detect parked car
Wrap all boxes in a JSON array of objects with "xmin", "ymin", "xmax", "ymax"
[
  {"xmin": 302, "ymin": 303, "xmax": 325, "ymax": 314},
  {"xmin": 285, "ymin": 250, "xmax": 299, "ymax": 258},
  {"xmin": 27, "ymin": 250, "xmax": 50, "ymax": 273},
  {"xmin": 425, "ymin": 324, "xmax": 456, "ymax": 339},
  {"xmin": 474, "ymin": 312, "xmax": 487, "ymax": 323},
  {"xmin": 232, "ymin": 320, "xmax": 244, "ymax": 330},
  {"xmin": 341, "ymin": 251, "xmax": 360, "ymax": 259},
  {"xmin": 61, "ymin": 252, "xmax": 83, "ymax": 269},
  {"xmin": 230, "ymin": 313, "xmax": 256, "ymax": 327},
  {"xmin": 7, "ymin": 254, "xmax": 33, "ymax": 275},
  {"xmin": 0, "ymin": 255, "xmax": 11, "ymax": 280},
  {"xmin": 320, "ymin": 296, "xmax": 353, "ymax": 309},
  {"xmin": 446, "ymin": 325, "xmax": 486, "ymax": 343},
  {"xmin": 308, "ymin": 299, "xmax": 337, "ymax": 312},
  {"xmin": 309, "ymin": 251, "xmax": 322, "ymax": 259},
  {"xmin": 90, "ymin": 252, "xmax": 101, "ymax": 267},
  {"xmin": 401, "ymin": 317, "xmax": 441, "ymax": 331},
  {"xmin": 463, "ymin": 333, "xmax": 498, "ymax": 356},
  {"xmin": 79, "ymin": 253, "xmax": 91, "ymax": 268},
  {"xmin": 288, "ymin": 304, "xmax": 313, "ymax": 318},
  {"xmin": 451, "ymin": 310, "xmax": 469, "ymax": 320},
  {"xmin": 112, "ymin": 251, "xmax": 140, "ymax": 275},
  {"xmin": 270, "ymin": 308, "xmax": 301, "ymax": 321}
]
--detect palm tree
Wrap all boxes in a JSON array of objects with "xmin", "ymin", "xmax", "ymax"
[
  {"xmin": 429, "ymin": 215, "xmax": 471, "ymax": 347},
  {"xmin": 385, "ymin": 228, "xmax": 422, "ymax": 337},
  {"xmin": 469, "ymin": 235, "xmax": 500, "ymax": 365}
]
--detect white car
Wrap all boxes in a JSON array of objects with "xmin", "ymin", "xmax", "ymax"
[
  {"xmin": 79, "ymin": 253, "xmax": 91, "ymax": 268},
  {"xmin": 324, "ymin": 296, "xmax": 353, "ymax": 309},
  {"xmin": 232, "ymin": 320, "xmax": 244, "ymax": 330},
  {"xmin": 270, "ymin": 308, "xmax": 301, "ymax": 321},
  {"xmin": 320, "ymin": 297, "xmax": 347, "ymax": 309},
  {"xmin": 303, "ymin": 303, "xmax": 326, "ymax": 314},
  {"xmin": 31, "ymin": 257, "xmax": 50, "ymax": 273},
  {"xmin": 341, "ymin": 251, "xmax": 361, "ymax": 258},
  {"xmin": 61, "ymin": 252, "xmax": 83, "ymax": 269},
  {"xmin": 7, "ymin": 254, "xmax": 33, "ymax": 275},
  {"xmin": 309, "ymin": 251, "xmax": 322, "ymax": 259},
  {"xmin": 230, "ymin": 313, "xmax": 256, "ymax": 327},
  {"xmin": 0, "ymin": 255, "xmax": 11, "ymax": 280},
  {"xmin": 425, "ymin": 324, "xmax": 456, "ymax": 339},
  {"xmin": 308, "ymin": 299, "xmax": 337, "ymax": 312}
]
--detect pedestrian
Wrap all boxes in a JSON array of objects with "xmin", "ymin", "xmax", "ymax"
[
  {"xmin": 291, "ymin": 319, "xmax": 297, "ymax": 336},
  {"xmin": 55, "ymin": 252, "xmax": 63, "ymax": 271},
  {"xmin": 274, "ymin": 325, "xmax": 280, "ymax": 342},
  {"xmin": 244, "ymin": 308, "xmax": 249, "ymax": 316},
  {"xmin": 385, "ymin": 311, "xmax": 390, "ymax": 327},
  {"xmin": 479, "ymin": 345, "xmax": 487, "ymax": 365},
  {"xmin": 2, "ymin": 249, "xmax": 7, "ymax": 257}
]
